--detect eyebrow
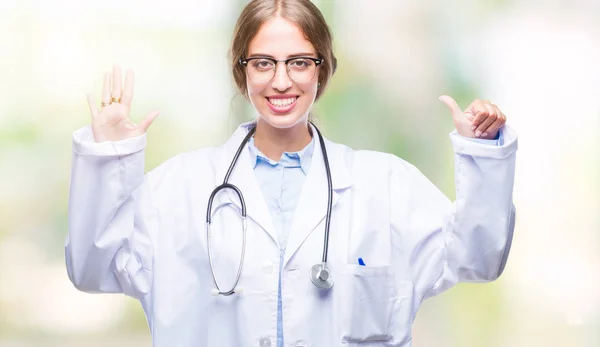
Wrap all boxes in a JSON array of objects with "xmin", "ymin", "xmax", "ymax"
[{"xmin": 247, "ymin": 52, "xmax": 317, "ymax": 59}]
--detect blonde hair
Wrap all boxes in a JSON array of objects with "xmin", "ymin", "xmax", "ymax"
[{"xmin": 230, "ymin": 0, "xmax": 337, "ymax": 101}]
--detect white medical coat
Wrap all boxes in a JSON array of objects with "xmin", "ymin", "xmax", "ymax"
[{"xmin": 65, "ymin": 121, "xmax": 518, "ymax": 347}]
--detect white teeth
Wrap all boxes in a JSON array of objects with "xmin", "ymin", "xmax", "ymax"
[{"xmin": 269, "ymin": 97, "xmax": 296, "ymax": 107}]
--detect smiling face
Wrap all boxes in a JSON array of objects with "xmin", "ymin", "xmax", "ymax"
[{"xmin": 245, "ymin": 16, "xmax": 319, "ymax": 130}]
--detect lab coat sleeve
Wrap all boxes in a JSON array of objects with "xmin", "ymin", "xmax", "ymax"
[
  {"xmin": 65, "ymin": 125, "xmax": 157, "ymax": 299},
  {"xmin": 393, "ymin": 125, "xmax": 517, "ymax": 302},
  {"xmin": 461, "ymin": 137, "xmax": 498, "ymax": 146},
  {"xmin": 460, "ymin": 127, "xmax": 503, "ymax": 146}
]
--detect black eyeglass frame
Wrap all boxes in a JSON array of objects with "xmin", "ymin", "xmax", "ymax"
[{"xmin": 238, "ymin": 56, "xmax": 324, "ymax": 83}]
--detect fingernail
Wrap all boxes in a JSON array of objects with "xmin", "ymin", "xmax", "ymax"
[
  {"xmin": 482, "ymin": 132, "xmax": 487, "ymax": 137},
  {"xmin": 471, "ymin": 125, "xmax": 477, "ymax": 130},
  {"xmin": 475, "ymin": 131, "xmax": 481, "ymax": 137}
]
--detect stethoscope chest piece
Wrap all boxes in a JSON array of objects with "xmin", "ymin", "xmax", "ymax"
[{"xmin": 310, "ymin": 263, "xmax": 334, "ymax": 290}]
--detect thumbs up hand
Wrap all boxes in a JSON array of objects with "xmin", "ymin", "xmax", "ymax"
[{"xmin": 438, "ymin": 95, "xmax": 506, "ymax": 140}]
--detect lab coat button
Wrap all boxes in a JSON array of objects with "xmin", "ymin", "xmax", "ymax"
[
  {"xmin": 262, "ymin": 262, "xmax": 274, "ymax": 273},
  {"xmin": 259, "ymin": 337, "xmax": 271, "ymax": 347},
  {"xmin": 295, "ymin": 341, "xmax": 308, "ymax": 347}
]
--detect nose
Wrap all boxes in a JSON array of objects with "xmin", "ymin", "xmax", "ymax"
[{"xmin": 271, "ymin": 62, "xmax": 292, "ymax": 91}]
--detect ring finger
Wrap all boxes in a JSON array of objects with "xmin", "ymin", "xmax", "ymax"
[{"xmin": 101, "ymin": 72, "xmax": 112, "ymax": 107}]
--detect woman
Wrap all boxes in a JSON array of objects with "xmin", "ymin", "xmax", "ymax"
[{"xmin": 66, "ymin": 0, "xmax": 517, "ymax": 346}]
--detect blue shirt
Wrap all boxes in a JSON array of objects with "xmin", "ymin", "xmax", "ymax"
[
  {"xmin": 247, "ymin": 131, "xmax": 497, "ymax": 347},
  {"xmin": 247, "ymin": 135, "xmax": 315, "ymax": 347}
]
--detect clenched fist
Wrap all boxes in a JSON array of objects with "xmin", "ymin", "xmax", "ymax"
[{"xmin": 439, "ymin": 95, "xmax": 506, "ymax": 140}]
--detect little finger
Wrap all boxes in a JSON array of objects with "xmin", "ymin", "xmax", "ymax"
[{"xmin": 86, "ymin": 93, "xmax": 99, "ymax": 118}]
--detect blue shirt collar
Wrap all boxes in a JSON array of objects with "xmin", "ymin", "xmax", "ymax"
[{"xmin": 247, "ymin": 133, "xmax": 315, "ymax": 175}]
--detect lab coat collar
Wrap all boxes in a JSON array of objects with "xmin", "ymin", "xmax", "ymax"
[
  {"xmin": 283, "ymin": 121, "xmax": 353, "ymax": 267},
  {"xmin": 247, "ymin": 133, "xmax": 315, "ymax": 175},
  {"xmin": 214, "ymin": 120, "xmax": 352, "ymax": 253}
]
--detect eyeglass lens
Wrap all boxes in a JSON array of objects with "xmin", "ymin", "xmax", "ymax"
[{"xmin": 246, "ymin": 58, "xmax": 317, "ymax": 84}]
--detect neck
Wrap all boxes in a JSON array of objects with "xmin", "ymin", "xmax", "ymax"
[{"xmin": 253, "ymin": 118, "xmax": 312, "ymax": 161}]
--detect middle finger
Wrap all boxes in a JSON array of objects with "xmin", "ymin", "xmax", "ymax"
[{"xmin": 112, "ymin": 65, "xmax": 123, "ymax": 102}]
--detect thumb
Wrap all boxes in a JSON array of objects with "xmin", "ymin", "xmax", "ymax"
[
  {"xmin": 438, "ymin": 95, "xmax": 463, "ymax": 119},
  {"xmin": 139, "ymin": 110, "xmax": 160, "ymax": 132}
]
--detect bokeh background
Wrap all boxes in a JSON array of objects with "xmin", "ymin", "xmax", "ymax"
[{"xmin": 1, "ymin": 0, "xmax": 598, "ymax": 346}]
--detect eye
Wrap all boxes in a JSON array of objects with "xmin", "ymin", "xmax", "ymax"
[
  {"xmin": 252, "ymin": 59, "xmax": 274, "ymax": 70},
  {"xmin": 289, "ymin": 59, "xmax": 311, "ymax": 69}
]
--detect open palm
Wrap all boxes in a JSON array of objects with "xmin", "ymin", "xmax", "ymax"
[{"xmin": 87, "ymin": 65, "xmax": 160, "ymax": 143}]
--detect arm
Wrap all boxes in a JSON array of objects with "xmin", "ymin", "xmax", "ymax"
[
  {"xmin": 66, "ymin": 65, "xmax": 161, "ymax": 298},
  {"xmin": 65, "ymin": 125, "xmax": 157, "ymax": 299},
  {"xmin": 392, "ymin": 125, "xmax": 517, "ymax": 302}
]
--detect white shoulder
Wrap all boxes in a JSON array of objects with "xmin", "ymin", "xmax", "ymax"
[
  {"xmin": 351, "ymin": 149, "xmax": 417, "ymax": 180},
  {"xmin": 144, "ymin": 145, "xmax": 222, "ymax": 190}
]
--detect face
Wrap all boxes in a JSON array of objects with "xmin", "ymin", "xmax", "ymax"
[{"xmin": 245, "ymin": 16, "xmax": 319, "ymax": 129}]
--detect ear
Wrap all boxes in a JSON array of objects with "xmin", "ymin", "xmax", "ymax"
[{"xmin": 332, "ymin": 56, "xmax": 338, "ymax": 74}]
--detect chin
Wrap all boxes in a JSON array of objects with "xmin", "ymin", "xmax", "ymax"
[
  {"xmin": 258, "ymin": 112, "xmax": 309, "ymax": 129},
  {"xmin": 254, "ymin": 97, "xmax": 311, "ymax": 129}
]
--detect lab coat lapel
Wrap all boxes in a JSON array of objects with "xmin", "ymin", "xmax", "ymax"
[
  {"xmin": 283, "ymin": 133, "xmax": 352, "ymax": 267},
  {"xmin": 214, "ymin": 122, "xmax": 279, "ymax": 247}
]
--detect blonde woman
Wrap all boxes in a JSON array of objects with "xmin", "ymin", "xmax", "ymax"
[{"xmin": 66, "ymin": 0, "xmax": 517, "ymax": 346}]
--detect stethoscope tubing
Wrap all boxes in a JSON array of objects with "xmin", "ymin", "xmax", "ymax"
[{"xmin": 206, "ymin": 122, "xmax": 334, "ymax": 295}]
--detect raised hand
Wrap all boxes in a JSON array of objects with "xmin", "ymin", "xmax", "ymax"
[
  {"xmin": 87, "ymin": 65, "xmax": 160, "ymax": 143},
  {"xmin": 438, "ymin": 95, "xmax": 506, "ymax": 140}
]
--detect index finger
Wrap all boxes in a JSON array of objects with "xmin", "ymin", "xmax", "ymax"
[
  {"xmin": 469, "ymin": 99, "xmax": 489, "ymax": 129},
  {"xmin": 121, "ymin": 70, "xmax": 134, "ymax": 106}
]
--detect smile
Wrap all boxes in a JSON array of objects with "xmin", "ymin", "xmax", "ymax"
[
  {"xmin": 267, "ymin": 97, "xmax": 297, "ymax": 106},
  {"xmin": 266, "ymin": 96, "xmax": 298, "ymax": 114}
]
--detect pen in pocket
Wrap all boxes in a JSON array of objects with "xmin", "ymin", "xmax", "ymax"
[{"xmin": 358, "ymin": 257, "xmax": 366, "ymax": 266}]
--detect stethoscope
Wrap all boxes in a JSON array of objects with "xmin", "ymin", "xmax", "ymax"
[{"xmin": 206, "ymin": 122, "xmax": 334, "ymax": 296}]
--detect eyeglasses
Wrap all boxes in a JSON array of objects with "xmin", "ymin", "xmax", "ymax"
[{"xmin": 239, "ymin": 56, "xmax": 323, "ymax": 84}]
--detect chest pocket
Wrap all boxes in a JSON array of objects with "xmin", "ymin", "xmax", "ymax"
[{"xmin": 339, "ymin": 264, "xmax": 402, "ymax": 344}]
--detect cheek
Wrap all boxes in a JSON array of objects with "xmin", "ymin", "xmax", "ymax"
[
  {"xmin": 247, "ymin": 81, "xmax": 266, "ymax": 103},
  {"xmin": 301, "ymin": 82, "xmax": 319, "ymax": 102}
]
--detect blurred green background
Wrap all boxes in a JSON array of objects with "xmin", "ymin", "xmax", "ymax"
[{"xmin": 1, "ymin": 0, "xmax": 598, "ymax": 346}]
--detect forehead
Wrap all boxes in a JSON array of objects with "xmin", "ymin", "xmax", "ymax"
[{"xmin": 248, "ymin": 16, "xmax": 316, "ymax": 57}]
